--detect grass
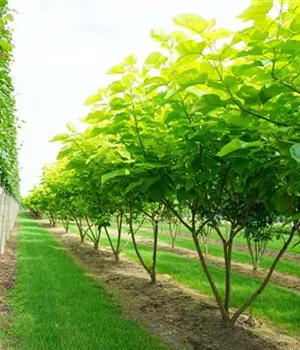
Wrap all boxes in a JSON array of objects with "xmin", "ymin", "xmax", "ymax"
[
  {"xmin": 66, "ymin": 223, "xmax": 300, "ymax": 336},
  {"xmin": 124, "ymin": 227, "xmax": 300, "ymax": 277},
  {"xmin": 139, "ymin": 220, "xmax": 300, "ymax": 254},
  {"xmin": 2, "ymin": 213, "xmax": 165, "ymax": 350}
]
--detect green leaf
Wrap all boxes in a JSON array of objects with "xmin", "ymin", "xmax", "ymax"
[
  {"xmin": 236, "ymin": 85, "xmax": 260, "ymax": 104},
  {"xmin": 202, "ymin": 28, "xmax": 233, "ymax": 41},
  {"xmin": 101, "ymin": 168, "xmax": 130, "ymax": 184},
  {"xmin": 107, "ymin": 64, "xmax": 125, "ymax": 75},
  {"xmin": 0, "ymin": 39, "xmax": 12, "ymax": 52},
  {"xmin": 217, "ymin": 138, "xmax": 262, "ymax": 157},
  {"xmin": 173, "ymin": 14, "xmax": 214, "ymax": 33},
  {"xmin": 66, "ymin": 122, "xmax": 77, "ymax": 133},
  {"xmin": 108, "ymin": 81, "xmax": 126, "ymax": 94},
  {"xmin": 290, "ymin": 16, "xmax": 300, "ymax": 32},
  {"xmin": 237, "ymin": 0, "xmax": 273, "ymax": 22},
  {"xmin": 144, "ymin": 52, "xmax": 168, "ymax": 70},
  {"xmin": 109, "ymin": 97, "xmax": 129, "ymax": 110},
  {"xmin": 191, "ymin": 94, "xmax": 224, "ymax": 114},
  {"xmin": 124, "ymin": 54, "xmax": 137, "ymax": 66},
  {"xmin": 50, "ymin": 133, "xmax": 70, "ymax": 142},
  {"xmin": 84, "ymin": 90, "xmax": 103, "ymax": 105},
  {"xmin": 290, "ymin": 144, "xmax": 300, "ymax": 162},
  {"xmin": 84, "ymin": 111, "xmax": 112, "ymax": 124},
  {"xmin": 176, "ymin": 40, "xmax": 206, "ymax": 56},
  {"xmin": 57, "ymin": 147, "xmax": 72, "ymax": 160},
  {"xmin": 150, "ymin": 29, "xmax": 169, "ymax": 43}
]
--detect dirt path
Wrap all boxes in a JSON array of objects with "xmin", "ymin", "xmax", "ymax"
[
  {"xmin": 44, "ymin": 223, "xmax": 300, "ymax": 350},
  {"xmin": 134, "ymin": 225, "xmax": 300, "ymax": 263}
]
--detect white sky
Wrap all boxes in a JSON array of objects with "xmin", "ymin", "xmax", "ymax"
[{"xmin": 10, "ymin": 0, "xmax": 249, "ymax": 196}]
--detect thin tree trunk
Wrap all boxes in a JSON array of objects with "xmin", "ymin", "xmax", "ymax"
[
  {"xmin": 74, "ymin": 217, "xmax": 85, "ymax": 243},
  {"xmin": 65, "ymin": 217, "xmax": 69, "ymax": 233},
  {"xmin": 224, "ymin": 240, "xmax": 232, "ymax": 313},
  {"xmin": 246, "ymin": 237, "xmax": 255, "ymax": 270},
  {"xmin": 150, "ymin": 220, "xmax": 159, "ymax": 284},
  {"xmin": 104, "ymin": 226, "xmax": 119, "ymax": 261},
  {"xmin": 115, "ymin": 212, "xmax": 123, "ymax": 262},
  {"xmin": 192, "ymin": 231, "xmax": 229, "ymax": 323},
  {"xmin": 230, "ymin": 225, "xmax": 297, "ymax": 325},
  {"xmin": 128, "ymin": 204, "xmax": 151, "ymax": 276}
]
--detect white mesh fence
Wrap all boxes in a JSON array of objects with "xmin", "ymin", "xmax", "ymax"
[{"xmin": 0, "ymin": 187, "xmax": 19, "ymax": 254}]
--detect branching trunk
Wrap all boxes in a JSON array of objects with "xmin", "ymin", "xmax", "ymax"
[
  {"xmin": 103, "ymin": 226, "xmax": 121, "ymax": 262},
  {"xmin": 230, "ymin": 225, "xmax": 297, "ymax": 325},
  {"xmin": 128, "ymin": 202, "xmax": 159, "ymax": 284},
  {"xmin": 192, "ymin": 230, "xmax": 229, "ymax": 323},
  {"xmin": 168, "ymin": 219, "xmax": 179, "ymax": 248},
  {"xmin": 62, "ymin": 217, "xmax": 70, "ymax": 233},
  {"xmin": 84, "ymin": 216, "xmax": 101, "ymax": 251},
  {"xmin": 246, "ymin": 237, "xmax": 269, "ymax": 271},
  {"xmin": 74, "ymin": 217, "xmax": 85, "ymax": 243}
]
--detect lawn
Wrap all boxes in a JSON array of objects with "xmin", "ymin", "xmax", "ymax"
[
  {"xmin": 138, "ymin": 220, "xmax": 300, "ymax": 254},
  {"xmin": 122, "ymin": 227, "xmax": 300, "ymax": 277},
  {"xmin": 2, "ymin": 213, "xmax": 165, "ymax": 350}
]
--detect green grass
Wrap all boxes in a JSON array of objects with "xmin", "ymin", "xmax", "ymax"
[
  {"xmin": 2, "ymin": 213, "xmax": 165, "ymax": 350},
  {"xmin": 66, "ymin": 224, "xmax": 300, "ymax": 336},
  {"xmin": 139, "ymin": 220, "xmax": 300, "ymax": 254},
  {"xmin": 125, "ymin": 227, "xmax": 300, "ymax": 277}
]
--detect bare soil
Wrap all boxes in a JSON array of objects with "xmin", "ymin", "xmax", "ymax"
[
  {"xmin": 44, "ymin": 223, "xmax": 300, "ymax": 350},
  {"xmin": 0, "ymin": 226, "xmax": 18, "ymax": 336}
]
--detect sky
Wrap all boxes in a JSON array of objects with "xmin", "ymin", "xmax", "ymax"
[{"xmin": 10, "ymin": 0, "xmax": 249, "ymax": 196}]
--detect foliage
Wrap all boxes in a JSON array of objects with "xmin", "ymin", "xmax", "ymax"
[
  {"xmin": 24, "ymin": 0, "xmax": 300, "ymax": 327},
  {"xmin": 0, "ymin": 0, "xmax": 19, "ymax": 196}
]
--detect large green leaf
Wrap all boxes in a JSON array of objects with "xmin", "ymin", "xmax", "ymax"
[
  {"xmin": 237, "ymin": 0, "xmax": 273, "ymax": 22},
  {"xmin": 101, "ymin": 168, "xmax": 130, "ymax": 184},
  {"xmin": 290, "ymin": 144, "xmax": 300, "ymax": 162},
  {"xmin": 144, "ymin": 52, "xmax": 168, "ymax": 70},
  {"xmin": 217, "ymin": 138, "xmax": 262, "ymax": 157}
]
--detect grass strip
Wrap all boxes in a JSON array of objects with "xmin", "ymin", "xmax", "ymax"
[{"xmin": 2, "ymin": 213, "xmax": 165, "ymax": 350}]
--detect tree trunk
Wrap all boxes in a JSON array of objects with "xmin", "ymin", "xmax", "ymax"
[
  {"xmin": 65, "ymin": 217, "xmax": 69, "ymax": 233},
  {"xmin": 192, "ymin": 231, "xmax": 229, "ymax": 323},
  {"xmin": 230, "ymin": 225, "xmax": 297, "ymax": 325},
  {"xmin": 150, "ymin": 220, "xmax": 159, "ymax": 284},
  {"xmin": 224, "ymin": 240, "xmax": 232, "ymax": 313},
  {"xmin": 128, "ymin": 203, "xmax": 151, "ymax": 279}
]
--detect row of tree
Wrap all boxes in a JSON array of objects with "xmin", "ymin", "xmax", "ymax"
[
  {"xmin": 24, "ymin": 0, "xmax": 300, "ymax": 327},
  {"xmin": 0, "ymin": 0, "xmax": 19, "ymax": 197}
]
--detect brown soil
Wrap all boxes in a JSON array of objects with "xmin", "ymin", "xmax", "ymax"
[
  {"xmin": 131, "ymin": 236, "xmax": 300, "ymax": 293},
  {"xmin": 43, "ymin": 222, "xmax": 300, "ymax": 350},
  {"xmin": 0, "ymin": 225, "xmax": 18, "ymax": 333}
]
